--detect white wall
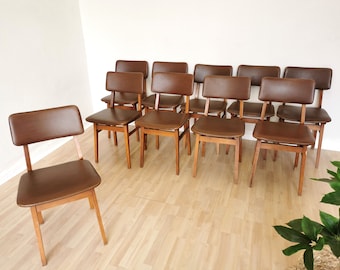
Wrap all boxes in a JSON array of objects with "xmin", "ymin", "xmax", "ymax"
[
  {"xmin": 79, "ymin": 0, "xmax": 340, "ymax": 146},
  {"xmin": 0, "ymin": 0, "xmax": 93, "ymax": 184}
]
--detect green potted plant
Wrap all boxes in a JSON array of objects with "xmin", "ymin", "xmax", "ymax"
[{"xmin": 274, "ymin": 161, "xmax": 340, "ymax": 270}]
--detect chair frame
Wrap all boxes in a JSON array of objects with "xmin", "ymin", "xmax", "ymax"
[
  {"xmin": 192, "ymin": 76, "xmax": 251, "ymax": 183},
  {"xmin": 8, "ymin": 105, "xmax": 107, "ymax": 266},
  {"xmin": 249, "ymin": 77, "xmax": 316, "ymax": 195}
]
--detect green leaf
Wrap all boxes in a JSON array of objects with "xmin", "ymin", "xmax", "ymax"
[
  {"xmin": 326, "ymin": 237, "xmax": 340, "ymax": 257},
  {"xmin": 331, "ymin": 160, "xmax": 340, "ymax": 168},
  {"xmin": 320, "ymin": 211, "xmax": 338, "ymax": 234},
  {"xmin": 321, "ymin": 191, "xmax": 340, "ymax": 205},
  {"xmin": 301, "ymin": 216, "xmax": 323, "ymax": 240},
  {"xmin": 313, "ymin": 237, "xmax": 325, "ymax": 251},
  {"xmin": 327, "ymin": 169, "xmax": 337, "ymax": 179},
  {"xmin": 273, "ymin": 225, "xmax": 310, "ymax": 243},
  {"xmin": 330, "ymin": 180, "xmax": 340, "ymax": 191},
  {"xmin": 287, "ymin": 219, "xmax": 303, "ymax": 232},
  {"xmin": 282, "ymin": 243, "xmax": 310, "ymax": 256},
  {"xmin": 303, "ymin": 248, "xmax": 314, "ymax": 270}
]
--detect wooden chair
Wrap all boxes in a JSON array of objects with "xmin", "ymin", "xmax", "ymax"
[
  {"xmin": 142, "ymin": 61, "xmax": 188, "ymax": 112},
  {"xmin": 186, "ymin": 64, "xmax": 233, "ymax": 119},
  {"xmin": 8, "ymin": 105, "xmax": 107, "ymax": 266},
  {"xmin": 136, "ymin": 72, "xmax": 194, "ymax": 175},
  {"xmin": 227, "ymin": 65, "xmax": 280, "ymax": 123},
  {"xmin": 277, "ymin": 66, "xmax": 332, "ymax": 168},
  {"xmin": 86, "ymin": 72, "xmax": 144, "ymax": 168},
  {"xmin": 191, "ymin": 76, "xmax": 251, "ymax": 183},
  {"xmin": 249, "ymin": 77, "xmax": 316, "ymax": 195},
  {"xmin": 101, "ymin": 60, "xmax": 149, "ymax": 143}
]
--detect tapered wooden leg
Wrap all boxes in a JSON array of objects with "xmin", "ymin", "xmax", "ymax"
[
  {"xmin": 294, "ymin": 153, "xmax": 299, "ymax": 168},
  {"xmin": 90, "ymin": 190, "xmax": 108, "ymax": 244},
  {"xmin": 31, "ymin": 207, "xmax": 47, "ymax": 266},
  {"xmin": 192, "ymin": 134, "xmax": 200, "ymax": 177},
  {"xmin": 175, "ymin": 130, "xmax": 180, "ymax": 175},
  {"xmin": 249, "ymin": 140, "xmax": 261, "ymax": 187},
  {"xmin": 123, "ymin": 126, "xmax": 131, "ymax": 169},
  {"xmin": 113, "ymin": 132, "xmax": 118, "ymax": 146},
  {"xmin": 234, "ymin": 138, "xmax": 240, "ymax": 184},
  {"xmin": 37, "ymin": 211, "xmax": 44, "ymax": 224},
  {"xmin": 140, "ymin": 128, "xmax": 145, "ymax": 168},
  {"xmin": 298, "ymin": 147, "xmax": 308, "ymax": 196},
  {"xmin": 94, "ymin": 124, "xmax": 99, "ymax": 163},
  {"xmin": 315, "ymin": 124, "xmax": 324, "ymax": 168}
]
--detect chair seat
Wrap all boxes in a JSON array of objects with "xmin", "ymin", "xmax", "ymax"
[
  {"xmin": 277, "ymin": 104, "xmax": 331, "ymax": 123},
  {"xmin": 17, "ymin": 160, "xmax": 101, "ymax": 207},
  {"xmin": 228, "ymin": 101, "xmax": 275, "ymax": 118},
  {"xmin": 86, "ymin": 108, "xmax": 141, "ymax": 126},
  {"xmin": 136, "ymin": 110, "xmax": 190, "ymax": 130},
  {"xmin": 101, "ymin": 92, "xmax": 141, "ymax": 105},
  {"xmin": 192, "ymin": 117, "xmax": 245, "ymax": 138},
  {"xmin": 253, "ymin": 121, "xmax": 315, "ymax": 145},
  {"xmin": 186, "ymin": 98, "xmax": 227, "ymax": 114},
  {"xmin": 142, "ymin": 94, "xmax": 183, "ymax": 109}
]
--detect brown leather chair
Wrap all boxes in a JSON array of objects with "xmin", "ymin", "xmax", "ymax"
[
  {"xmin": 8, "ymin": 105, "xmax": 107, "ymax": 266},
  {"xmin": 191, "ymin": 76, "xmax": 251, "ymax": 183},
  {"xmin": 136, "ymin": 72, "xmax": 194, "ymax": 175},
  {"xmin": 101, "ymin": 60, "xmax": 149, "ymax": 109},
  {"xmin": 185, "ymin": 64, "xmax": 233, "ymax": 119},
  {"xmin": 227, "ymin": 65, "xmax": 280, "ymax": 122},
  {"xmin": 86, "ymin": 72, "xmax": 144, "ymax": 168},
  {"xmin": 142, "ymin": 61, "xmax": 188, "ymax": 112},
  {"xmin": 249, "ymin": 77, "xmax": 316, "ymax": 195},
  {"xmin": 277, "ymin": 67, "xmax": 332, "ymax": 168}
]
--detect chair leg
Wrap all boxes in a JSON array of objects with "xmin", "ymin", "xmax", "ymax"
[
  {"xmin": 140, "ymin": 128, "xmax": 145, "ymax": 168},
  {"xmin": 294, "ymin": 153, "xmax": 299, "ymax": 168},
  {"xmin": 186, "ymin": 123, "xmax": 191, "ymax": 155},
  {"xmin": 123, "ymin": 126, "xmax": 132, "ymax": 169},
  {"xmin": 315, "ymin": 124, "xmax": 325, "ymax": 169},
  {"xmin": 94, "ymin": 124, "xmax": 99, "ymax": 163},
  {"xmin": 192, "ymin": 134, "xmax": 200, "ymax": 177},
  {"xmin": 175, "ymin": 130, "xmax": 180, "ymax": 175},
  {"xmin": 113, "ymin": 132, "xmax": 118, "ymax": 146},
  {"xmin": 234, "ymin": 138, "xmax": 240, "ymax": 184},
  {"xmin": 298, "ymin": 147, "xmax": 308, "ymax": 196},
  {"xmin": 249, "ymin": 140, "xmax": 261, "ymax": 187},
  {"xmin": 31, "ymin": 207, "xmax": 47, "ymax": 266},
  {"xmin": 37, "ymin": 211, "xmax": 44, "ymax": 224},
  {"xmin": 90, "ymin": 190, "xmax": 108, "ymax": 244},
  {"xmin": 156, "ymin": 135, "xmax": 159, "ymax": 149}
]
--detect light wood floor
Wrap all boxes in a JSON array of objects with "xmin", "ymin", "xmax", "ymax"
[{"xmin": 1, "ymin": 127, "xmax": 339, "ymax": 270}]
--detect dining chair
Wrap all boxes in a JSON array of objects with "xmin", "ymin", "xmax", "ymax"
[
  {"xmin": 86, "ymin": 72, "xmax": 144, "ymax": 168},
  {"xmin": 227, "ymin": 65, "xmax": 281, "ymax": 123},
  {"xmin": 8, "ymin": 105, "xmax": 107, "ymax": 266},
  {"xmin": 136, "ymin": 72, "xmax": 194, "ymax": 175},
  {"xmin": 191, "ymin": 76, "xmax": 251, "ymax": 183},
  {"xmin": 249, "ymin": 77, "xmax": 316, "ymax": 195},
  {"xmin": 186, "ymin": 64, "xmax": 233, "ymax": 119},
  {"xmin": 142, "ymin": 61, "xmax": 188, "ymax": 112},
  {"xmin": 277, "ymin": 66, "xmax": 332, "ymax": 168}
]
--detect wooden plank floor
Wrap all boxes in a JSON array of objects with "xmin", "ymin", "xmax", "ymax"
[{"xmin": 1, "ymin": 127, "xmax": 339, "ymax": 270}]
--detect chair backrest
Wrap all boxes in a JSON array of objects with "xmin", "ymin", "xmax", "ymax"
[
  {"xmin": 115, "ymin": 60, "xmax": 149, "ymax": 79},
  {"xmin": 203, "ymin": 76, "xmax": 251, "ymax": 100},
  {"xmin": 237, "ymin": 65, "xmax": 281, "ymax": 86},
  {"xmin": 151, "ymin": 72, "xmax": 194, "ymax": 111},
  {"xmin": 194, "ymin": 64, "xmax": 233, "ymax": 83},
  {"xmin": 283, "ymin": 67, "xmax": 332, "ymax": 90},
  {"xmin": 106, "ymin": 72, "xmax": 144, "ymax": 94},
  {"xmin": 152, "ymin": 61, "xmax": 188, "ymax": 75},
  {"xmin": 260, "ymin": 77, "xmax": 315, "ymax": 104},
  {"xmin": 9, "ymin": 105, "xmax": 84, "ymax": 146}
]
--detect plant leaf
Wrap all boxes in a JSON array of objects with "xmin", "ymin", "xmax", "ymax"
[
  {"xmin": 313, "ymin": 237, "xmax": 325, "ymax": 251},
  {"xmin": 282, "ymin": 243, "xmax": 310, "ymax": 256},
  {"xmin": 273, "ymin": 225, "xmax": 310, "ymax": 243},
  {"xmin": 301, "ymin": 216, "xmax": 323, "ymax": 240},
  {"xmin": 320, "ymin": 211, "xmax": 338, "ymax": 234},
  {"xmin": 326, "ymin": 237, "xmax": 340, "ymax": 258},
  {"xmin": 303, "ymin": 248, "xmax": 314, "ymax": 270},
  {"xmin": 321, "ymin": 191, "xmax": 340, "ymax": 206},
  {"xmin": 287, "ymin": 219, "xmax": 303, "ymax": 232},
  {"xmin": 330, "ymin": 180, "xmax": 340, "ymax": 191},
  {"xmin": 331, "ymin": 160, "xmax": 340, "ymax": 168}
]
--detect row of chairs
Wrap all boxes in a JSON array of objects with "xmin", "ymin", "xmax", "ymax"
[{"xmin": 85, "ymin": 62, "xmax": 331, "ymax": 196}]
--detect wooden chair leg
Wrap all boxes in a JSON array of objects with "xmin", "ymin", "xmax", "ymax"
[
  {"xmin": 113, "ymin": 132, "xmax": 118, "ymax": 146},
  {"xmin": 249, "ymin": 140, "xmax": 261, "ymax": 187},
  {"xmin": 234, "ymin": 138, "xmax": 240, "ymax": 184},
  {"xmin": 192, "ymin": 134, "xmax": 200, "ymax": 177},
  {"xmin": 31, "ymin": 207, "xmax": 47, "ymax": 266},
  {"xmin": 37, "ymin": 211, "xmax": 44, "ymax": 224},
  {"xmin": 239, "ymin": 138, "xmax": 243, "ymax": 163},
  {"xmin": 90, "ymin": 190, "xmax": 108, "ymax": 244},
  {"xmin": 175, "ymin": 130, "xmax": 180, "ymax": 175},
  {"xmin": 156, "ymin": 135, "xmax": 159, "ymax": 149},
  {"xmin": 315, "ymin": 124, "xmax": 324, "ymax": 169},
  {"xmin": 123, "ymin": 126, "xmax": 131, "ymax": 169},
  {"xmin": 94, "ymin": 124, "xmax": 99, "ymax": 163},
  {"xmin": 294, "ymin": 153, "xmax": 299, "ymax": 168},
  {"xmin": 298, "ymin": 147, "xmax": 308, "ymax": 196},
  {"xmin": 140, "ymin": 128, "xmax": 145, "ymax": 168}
]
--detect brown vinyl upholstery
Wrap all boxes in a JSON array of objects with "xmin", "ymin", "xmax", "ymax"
[
  {"xmin": 185, "ymin": 64, "xmax": 233, "ymax": 119},
  {"xmin": 249, "ymin": 77, "xmax": 316, "ymax": 195},
  {"xmin": 277, "ymin": 67, "xmax": 332, "ymax": 168},
  {"xmin": 191, "ymin": 76, "xmax": 251, "ymax": 183},
  {"xmin": 227, "ymin": 65, "xmax": 280, "ymax": 122},
  {"xmin": 86, "ymin": 72, "xmax": 144, "ymax": 168},
  {"xmin": 135, "ymin": 72, "xmax": 194, "ymax": 175},
  {"xmin": 101, "ymin": 60, "xmax": 149, "ymax": 108},
  {"xmin": 142, "ymin": 61, "xmax": 188, "ymax": 111},
  {"xmin": 8, "ymin": 105, "xmax": 107, "ymax": 266}
]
